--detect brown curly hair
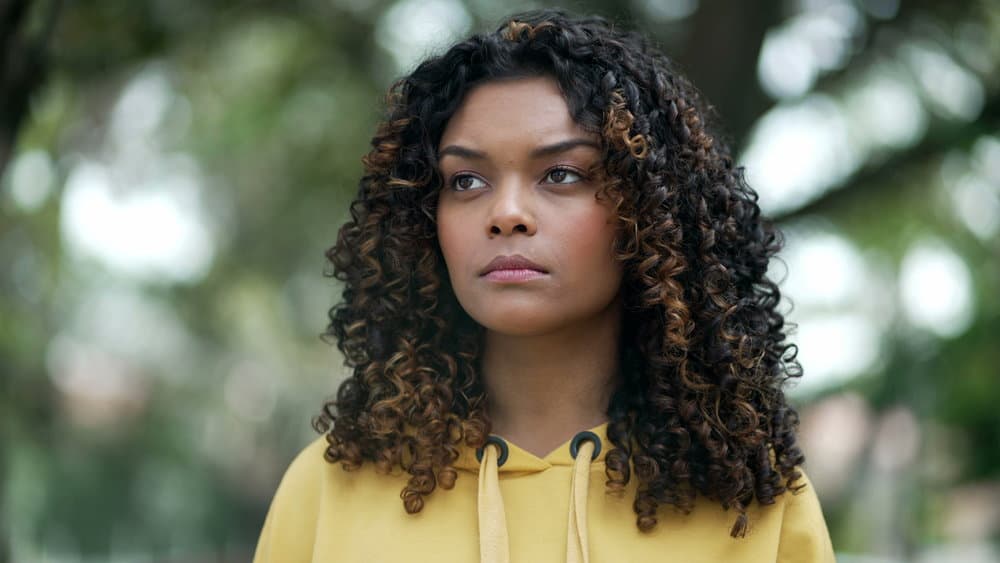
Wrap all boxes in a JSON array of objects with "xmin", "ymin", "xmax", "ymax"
[{"xmin": 314, "ymin": 7, "xmax": 807, "ymax": 538}]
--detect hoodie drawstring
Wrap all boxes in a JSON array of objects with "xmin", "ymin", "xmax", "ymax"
[
  {"xmin": 476, "ymin": 431, "xmax": 601, "ymax": 563},
  {"xmin": 566, "ymin": 430, "xmax": 600, "ymax": 563},
  {"xmin": 478, "ymin": 437, "xmax": 510, "ymax": 563}
]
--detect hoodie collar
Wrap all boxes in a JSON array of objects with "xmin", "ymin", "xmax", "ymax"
[
  {"xmin": 469, "ymin": 423, "xmax": 607, "ymax": 563},
  {"xmin": 454, "ymin": 422, "xmax": 610, "ymax": 473}
]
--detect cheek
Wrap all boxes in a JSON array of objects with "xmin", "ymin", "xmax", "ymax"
[{"xmin": 556, "ymin": 206, "xmax": 620, "ymax": 270}]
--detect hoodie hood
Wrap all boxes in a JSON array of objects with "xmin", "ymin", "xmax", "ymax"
[{"xmin": 454, "ymin": 423, "xmax": 610, "ymax": 563}]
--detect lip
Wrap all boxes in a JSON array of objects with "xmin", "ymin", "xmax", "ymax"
[
  {"xmin": 480, "ymin": 254, "xmax": 548, "ymax": 276},
  {"xmin": 483, "ymin": 269, "xmax": 547, "ymax": 282}
]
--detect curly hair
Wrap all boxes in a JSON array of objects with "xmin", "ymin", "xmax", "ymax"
[{"xmin": 314, "ymin": 8, "xmax": 807, "ymax": 538}]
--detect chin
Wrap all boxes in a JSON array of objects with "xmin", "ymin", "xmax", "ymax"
[{"xmin": 470, "ymin": 309, "xmax": 573, "ymax": 337}]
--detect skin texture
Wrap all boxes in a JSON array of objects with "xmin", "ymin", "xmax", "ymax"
[{"xmin": 435, "ymin": 76, "xmax": 624, "ymax": 457}]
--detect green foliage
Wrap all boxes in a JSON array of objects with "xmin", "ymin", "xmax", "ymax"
[{"xmin": 2, "ymin": 0, "xmax": 998, "ymax": 559}]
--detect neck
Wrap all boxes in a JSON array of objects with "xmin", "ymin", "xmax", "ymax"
[{"xmin": 480, "ymin": 299, "xmax": 623, "ymax": 458}]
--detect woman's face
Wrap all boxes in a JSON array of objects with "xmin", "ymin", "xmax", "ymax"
[{"xmin": 435, "ymin": 75, "xmax": 624, "ymax": 336}]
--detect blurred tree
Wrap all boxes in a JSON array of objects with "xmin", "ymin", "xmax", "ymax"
[{"xmin": 1, "ymin": 0, "xmax": 998, "ymax": 560}]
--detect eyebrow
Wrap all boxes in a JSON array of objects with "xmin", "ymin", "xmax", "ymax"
[{"xmin": 437, "ymin": 138, "xmax": 602, "ymax": 161}]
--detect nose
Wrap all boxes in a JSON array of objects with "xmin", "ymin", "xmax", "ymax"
[{"xmin": 487, "ymin": 178, "xmax": 537, "ymax": 237}]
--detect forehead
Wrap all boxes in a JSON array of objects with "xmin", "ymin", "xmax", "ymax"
[{"xmin": 438, "ymin": 76, "xmax": 595, "ymax": 148}]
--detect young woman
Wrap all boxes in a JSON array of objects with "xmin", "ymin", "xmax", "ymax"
[{"xmin": 253, "ymin": 8, "xmax": 835, "ymax": 563}]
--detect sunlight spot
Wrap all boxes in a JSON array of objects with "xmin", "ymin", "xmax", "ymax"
[
  {"xmin": 903, "ymin": 40, "xmax": 984, "ymax": 122},
  {"xmin": 758, "ymin": 28, "xmax": 817, "ymax": 99},
  {"xmin": 60, "ymin": 159, "xmax": 215, "ymax": 283},
  {"xmin": 741, "ymin": 95, "xmax": 860, "ymax": 215},
  {"xmin": 5, "ymin": 150, "xmax": 55, "ymax": 212},
  {"xmin": 844, "ymin": 65, "xmax": 927, "ymax": 151},
  {"xmin": 899, "ymin": 239, "xmax": 974, "ymax": 338},
  {"xmin": 758, "ymin": 2, "xmax": 863, "ymax": 99},
  {"xmin": 950, "ymin": 171, "xmax": 1000, "ymax": 241},
  {"xmin": 970, "ymin": 134, "xmax": 1000, "ymax": 186},
  {"xmin": 110, "ymin": 65, "xmax": 172, "ymax": 148},
  {"xmin": 376, "ymin": 0, "xmax": 472, "ymax": 73},
  {"xmin": 789, "ymin": 312, "xmax": 882, "ymax": 394},
  {"xmin": 781, "ymin": 231, "xmax": 867, "ymax": 309}
]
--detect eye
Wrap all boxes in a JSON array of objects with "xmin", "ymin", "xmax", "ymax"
[
  {"xmin": 543, "ymin": 167, "xmax": 584, "ymax": 185},
  {"xmin": 450, "ymin": 173, "xmax": 487, "ymax": 192}
]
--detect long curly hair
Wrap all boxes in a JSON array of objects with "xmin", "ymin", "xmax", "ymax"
[{"xmin": 314, "ymin": 8, "xmax": 807, "ymax": 537}]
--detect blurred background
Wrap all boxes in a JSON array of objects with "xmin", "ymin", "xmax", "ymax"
[{"xmin": 1, "ymin": 0, "xmax": 998, "ymax": 561}]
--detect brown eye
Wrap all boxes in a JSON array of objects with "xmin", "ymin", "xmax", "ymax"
[
  {"xmin": 451, "ymin": 174, "xmax": 486, "ymax": 191},
  {"xmin": 544, "ymin": 167, "xmax": 583, "ymax": 184}
]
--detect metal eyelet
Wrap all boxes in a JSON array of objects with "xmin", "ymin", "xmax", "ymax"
[
  {"xmin": 475, "ymin": 435, "xmax": 509, "ymax": 467},
  {"xmin": 569, "ymin": 430, "xmax": 602, "ymax": 460}
]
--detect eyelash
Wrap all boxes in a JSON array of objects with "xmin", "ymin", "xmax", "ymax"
[{"xmin": 448, "ymin": 166, "xmax": 586, "ymax": 192}]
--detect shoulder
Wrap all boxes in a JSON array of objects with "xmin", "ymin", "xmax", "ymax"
[
  {"xmin": 776, "ymin": 466, "xmax": 836, "ymax": 563},
  {"xmin": 265, "ymin": 434, "xmax": 333, "ymax": 513},
  {"xmin": 278, "ymin": 434, "xmax": 332, "ymax": 492},
  {"xmin": 252, "ymin": 435, "xmax": 333, "ymax": 563},
  {"xmin": 763, "ymin": 448, "xmax": 827, "ymax": 520},
  {"xmin": 781, "ymin": 466, "xmax": 823, "ymax": 517}
]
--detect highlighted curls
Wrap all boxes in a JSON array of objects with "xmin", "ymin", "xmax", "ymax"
[
  {"xmin": 605, "ymin": 89, "xmax": 650, "ymax": 159},
  {"xmin": 501, "ymin": 18, "xmax": 557, "ymax": 41},
  {"xmin": 315, "ymin": 8, "xmax": 807, "ymax": 538}
]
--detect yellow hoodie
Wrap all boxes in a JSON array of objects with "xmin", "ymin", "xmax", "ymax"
[{"xmin": 253, "ymin": 422, "xmax": 836, "ymax": 562}]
